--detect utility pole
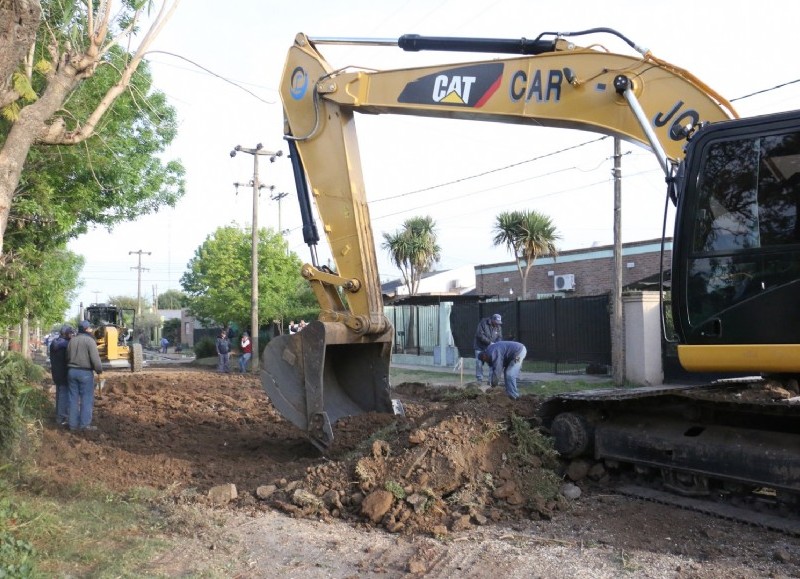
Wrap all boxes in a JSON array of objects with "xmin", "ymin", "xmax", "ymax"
[
  {"xmin": 271, "ymin": 191, "xmax": 290, "ymax": 255},
  {"xmin": 230, "ymin": 143, "xmax": 282, "ymax": 373},
  {"xmin": 129, "ymin": 250, "xmax": 151, "ymax": 317},
  {"xmin": 92, "ymin": 290, "xmax": 101, "ymax": 303},
  {"xmin": 611, "ymin": 138, "xmax": 625, "ymax": 386},
  {"xmin": 271, "ymin": 191, "xmax": 288, "ymax": 233}
]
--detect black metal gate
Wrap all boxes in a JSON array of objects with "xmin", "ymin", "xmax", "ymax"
[{"xmin": 451, "ymin": 295, "xmax": 611, "ymax": 374}]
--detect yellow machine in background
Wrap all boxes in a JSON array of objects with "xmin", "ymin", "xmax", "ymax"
[{"xmin": 84, "ymin": 303, "xmax": 144, "ymax": 372}]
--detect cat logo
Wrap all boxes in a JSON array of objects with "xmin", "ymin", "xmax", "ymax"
[
  {"xmin": 433, "ymin": 75, "xmax": 477, "ymax": 104},
  {"xmin": 398, "ymin": 63, "xmax": 503, "ymax": 108}
]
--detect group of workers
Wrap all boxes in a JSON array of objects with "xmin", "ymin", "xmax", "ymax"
[
  {"xmin": 472, "ymin": 313, "xmax": 527, "ymax": 401},
  {"xmin": 49, "ymin": 321, "xmax": 103, "ymax": 431},
  {"xmin": 215, "ymin": 328, "xmax": 252, "ymax": 373}
]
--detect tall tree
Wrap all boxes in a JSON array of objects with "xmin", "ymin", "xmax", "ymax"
[
  {"xmin": 157, "ymin": 289, "xmax": 187, "ymax": 309},
  {"xmin": 381, "ymin": 216, "xmax": 441, "ymax": 296},
  {"xmin": 180, "ymin": 225, "xmax": 315, "ymax": 331},
  {"xmin": 493, "ymin": 209, "xmax": 560, "ymax": 299},
  {"xmin": 0, "ymin": 244, "xmax": 82, "ymax": 328},
  {"xmin": 0, "ymin": 0, "xmax": 182, "ymax": 255}
]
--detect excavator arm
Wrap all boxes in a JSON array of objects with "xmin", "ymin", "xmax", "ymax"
[{"xmin": 264, "ymin": 29, "xmax": 737, "ymax": 449}]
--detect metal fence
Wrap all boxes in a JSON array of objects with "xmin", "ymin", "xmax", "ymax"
[{"xmin": 388, "ymin": 295, "xmax": 612, "ymax": 375}]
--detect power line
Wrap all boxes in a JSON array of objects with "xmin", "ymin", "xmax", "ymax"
[
  {"xmin": 731, "ymin": 78, "xmax": 800, "ymax": 102},
  {"xmin": 145, "ymin": 50, "xmax": 276, "ymax": 106},
  {"xmin": 371, "ymin": 136, "xmax": 609, "ymax": 204}
]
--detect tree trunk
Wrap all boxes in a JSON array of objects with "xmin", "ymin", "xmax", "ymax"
[
  {"xmin": 0, "ymin": 0, "xmax": 41, "ymax": 108},
  {"xmin": 21, "ymin": 314, "xmax": 29, "ymax": 359},
  {"xmin": 0, "ymin": 68, "xmax": 79, "ymax": 254}
]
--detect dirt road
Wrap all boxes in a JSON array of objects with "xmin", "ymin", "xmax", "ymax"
[{"xmin": 36, "ymin": 367, "xmax": 799, "ymax": 578}]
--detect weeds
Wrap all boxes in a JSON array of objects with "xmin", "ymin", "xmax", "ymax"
[
  {"xmin": 508, "ymin": 414, "xmax": 559, "ymax": 467},
  {"xmin": 343, "ymin": 422, "xmax": 399, "ymax": 461},
  {"xmin": 508, "ymin": 413, "xmax": 562, "ymax": 502},
  {"xmin": 384, "ymin": 480, "xmax": 406, "ymax": 500},
  {"xmin": 470, "ymin": 420, "xmax": 507, "ymax": 445}
]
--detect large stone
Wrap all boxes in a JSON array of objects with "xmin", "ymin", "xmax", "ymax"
[
  {"xmin": 255, "ymin": 484, "xmax": 278, "ymax": 500},
  {"xmin": 560, "ymin": 482, "xmax": 582, "ymax": 500},
  {"xmin": 566, "ymin": 459, "xmax": 591, "ymax": 481},
  {"xmin": 361, "ymin": 489, "xmax": 394, "ymax": 523},
  {"xmin": 291, "ymin": 489, "xmax": 324, "ymax": 510},
  {"xmin": 208, "ymin": 483, "xmax": 237, "ymax": 505}
]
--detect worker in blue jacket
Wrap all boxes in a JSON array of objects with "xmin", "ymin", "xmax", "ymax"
[{"xmin": 478, "ymin": 340, "xmax": 527, "ymax": 400}]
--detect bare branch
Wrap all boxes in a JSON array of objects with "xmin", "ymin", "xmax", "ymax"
[{"xmin": 40, "ymin": 0, "xmax": 182, "ymax": 145}]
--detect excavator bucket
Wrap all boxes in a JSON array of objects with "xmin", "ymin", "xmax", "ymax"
[{"xmin": 261, "ymin": 320, "xmax": 394, "ymax": 450}]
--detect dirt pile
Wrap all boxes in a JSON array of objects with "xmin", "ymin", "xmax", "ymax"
[
  {"xmin": 34, "ymin": 369, "xmax": 572, "ymax": 536},
  {"xmin": 268, "ymin": 384, "xmax": 567, "ymax": 535}
]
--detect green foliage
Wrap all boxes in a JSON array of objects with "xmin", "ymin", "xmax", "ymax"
[
  {"xmin": 162, "ymin": 318, "xmax": 181, "ymax": 344},
  {"xmin": 9, "ymin": 49, "xmax": 185, "ymax": 247},
  {"xmin": 0, "ymin": 246, "xmax": 83, "ymax": 328},
  {"xmin": 508, "ymin": 414, "xmax": 559, "ymax": 468},
  {"xmin": 1, "ymin": 102, "xmax": 21, "ymax": 122},
  {"xmin": 0, "ymin": 477, "xmax": 171, "ymax": 578},
  {"xmin": 0, "ymin": 354, "xmax": 45, "ymax": 460},
  {"xmin": 157, "ymin": 289, "xmax": 187, "ymax": 309},
  {"xmin": 12, "ymin": 72, "xmax": 37, "ymax": 102},
  {"xmin": 181, "ymin": 225, "xmax": 309, "ymax": 330},
  {"xmin": 0, "ymin": 477, "xmax": 35, "ymax": 576},
  {"xmin": 493, "ymin": 209, "xmax": 560, "ymax": 298},
  {"xmin": 381, "ymin": 216, "xmax": 441, "ymax": 295},
  {"xmin": 193, "ymin": 337, "xmax": 217, "ymax": 359},
  {"xmin": 384, "ymin": 480, "xmax": 406, "ymax": 500},
  {"xmin": 2, "ymin": 33, "xmax": 185, "ymax": 327}
]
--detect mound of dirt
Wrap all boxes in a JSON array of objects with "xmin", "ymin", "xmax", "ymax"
[
  {"xmin": 34, "ymin": 368, "xmax": 570, "ymax": 537},
  {"xmin": 268, "ymin": 387, "xmax": 567, "ymax": 535}
]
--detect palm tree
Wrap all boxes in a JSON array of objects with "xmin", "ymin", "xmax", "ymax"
[
  {"xmin": 493, "ymin": 209, "xmax": 560, "ymax": 299},
  {"xmin": 382, "ymin": 216, "xmax": 440, "ymax": 351},
  {"xmin": 381, "ymin": 216, "xmax": 441, "ymax": 296}
]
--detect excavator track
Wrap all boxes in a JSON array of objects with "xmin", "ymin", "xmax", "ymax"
[
  {"xmin": 614, "ymin": 484, "xmax": 800, "ymax": 536},
  {"xmin": 541, "ymin": 379, "xmax": 800, "ymax": 533}
]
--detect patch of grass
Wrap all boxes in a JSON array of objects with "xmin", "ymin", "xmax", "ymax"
[
  {"xmin": 0, "ymin": 477, "xmax": 175, "ymax": 577},
  {"xmin": 435, "ymin": 386, "xmax": 482, "ymax": 402},
  {"xmin": 613, "ymin": 548, "xmax": 643, "ymax": 573},
  {"xmin": 384, "ymin": 480, "xmax": 406, "ymax": 500},
  {"xmin": 390, "ymin": 368, "xmax": 465, "ymax": 384}
]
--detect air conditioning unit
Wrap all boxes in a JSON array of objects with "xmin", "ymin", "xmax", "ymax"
[{"xmin": 554, "ymin": 274, "xmax": 576, "ymax": 292}]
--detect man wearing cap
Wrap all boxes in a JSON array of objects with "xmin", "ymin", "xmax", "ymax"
[
  {"xmin": 49, "ymin": 325, "xmax": 74, "ymax": 426},
  {"xmin": 479, "ymin": 340, "xmax": 527, "ymax": 400},
  {"xmin": 473, "ymin": 313, "xmax": 503, "ymax": 384},
  {"xmin": 66, "ymin": 320, "xmax": 103, "ymax": 431}
]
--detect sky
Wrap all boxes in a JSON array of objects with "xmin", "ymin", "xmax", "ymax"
[{"xmin": 66, "ymin": 0, "xmax": 800, "ymax": 315}]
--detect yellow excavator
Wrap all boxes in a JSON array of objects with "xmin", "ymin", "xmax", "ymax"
[{"xmin": 264, "ymin": 29, "xmax": 799, "ymax": 504}]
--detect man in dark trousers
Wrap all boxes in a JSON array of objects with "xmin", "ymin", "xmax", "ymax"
[
  {"xmin": 473, "ymin": 313, "xmax": 503, "ymax": 384},
  {"xmin": 66, "ymin": 320, "xmax": 103, "ymax": 431},
  {"xmin": 49, "ymin": 325, "xmax": 74, "ymax": 426},
  {"xmin": 479, "ymin": 340, "xmax": 527, "ymax": 400}
]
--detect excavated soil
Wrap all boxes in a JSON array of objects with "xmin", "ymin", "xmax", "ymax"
[{"xmin": 33, "ymin": 367, "xmax": 800, "ymax": 578}]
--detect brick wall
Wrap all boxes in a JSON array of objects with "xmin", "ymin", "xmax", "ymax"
[{"xmin": 475, "ymin": 238, "xmax": 671, "ymax": 299}]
